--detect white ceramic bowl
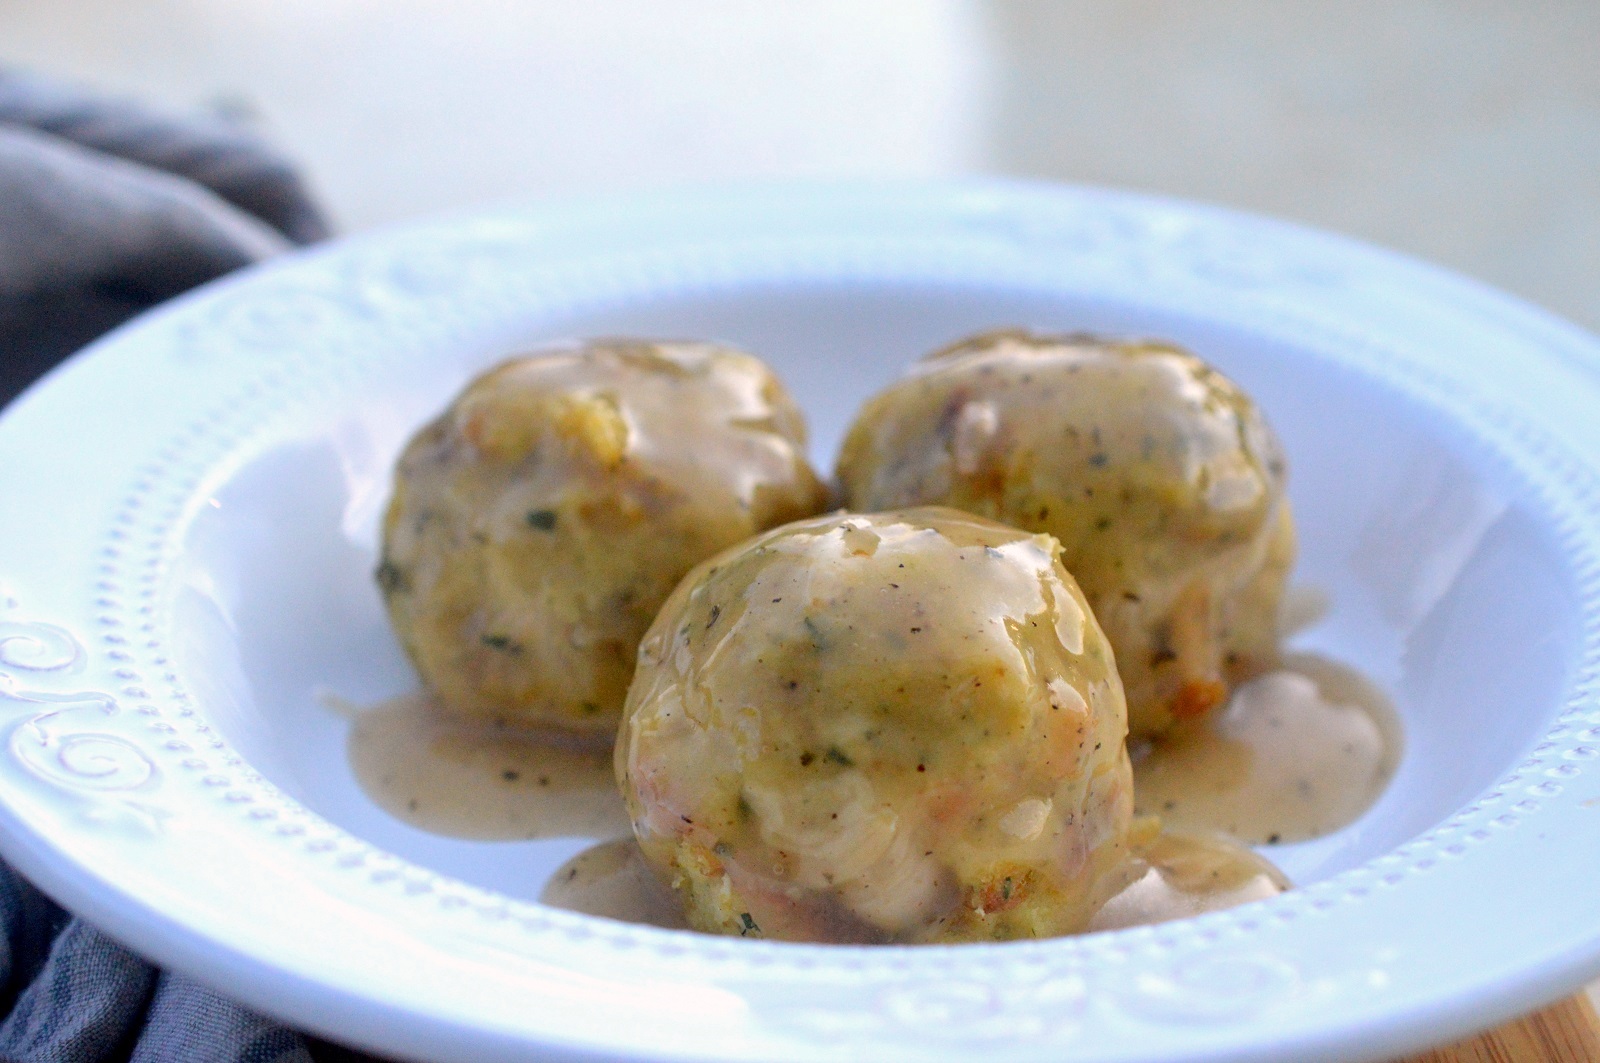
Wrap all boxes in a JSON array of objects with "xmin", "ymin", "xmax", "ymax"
[{"xmin": 2, "ymin": 181, "xmax": 1600, "ymax": 1062}]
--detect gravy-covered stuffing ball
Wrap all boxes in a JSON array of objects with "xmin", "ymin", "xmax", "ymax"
[
  {"xmin": 379, "ymin": 340, "xmax": 829, "ymax": 736},
  {"xmin": 837, "ymin": 331, "xmax": 1294, "ymax": 737},
  {"xmin": 617, "ymin": 508, "xmax": 1134, "ymax": 943}
]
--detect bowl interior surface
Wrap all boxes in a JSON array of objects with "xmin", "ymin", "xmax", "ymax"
[{"xmin": 174, "ymin": 277, "xmax": 1581, "ymax": 905}]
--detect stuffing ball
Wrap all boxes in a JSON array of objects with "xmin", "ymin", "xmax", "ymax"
[
  {"xmin": 837, "ymin": 331, "xmax": 1294, "ymax": 737},
  {"xmin": 617, "ymin": 507, "xmax": 1134, "ymax": 943},
  {"xmin": 378, "ymin": 340, "xmax": 829, "ymax": 736}
]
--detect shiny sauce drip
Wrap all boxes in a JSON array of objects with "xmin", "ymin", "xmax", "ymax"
[{"xmin": 1088, "ymin": 829, "xmax": 1288, "ymax": 931}]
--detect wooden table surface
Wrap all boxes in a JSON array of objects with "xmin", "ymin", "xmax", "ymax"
[{"xmin": 1399, "ymin": 994, "xmax": 1600, "ymax": 1062}]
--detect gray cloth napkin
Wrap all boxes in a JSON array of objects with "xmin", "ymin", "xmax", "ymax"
[
  {"xmin": 0, "ymin": 863, "xmax": 378, "ymax": 1063},
  {"xmin": 0, "ymin": 71, "xmax": 386, "ymax": 1062},
  {"xmin": 0, "ymin": 67, "xmax": 328, "ymax": 405}
]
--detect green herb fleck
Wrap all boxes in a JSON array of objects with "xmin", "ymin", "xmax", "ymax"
[
  {"xmin": 824, "ymin": 746, "xmax": 854, "ymax": 768},
  {"xmin": 739, "ymin": 912, "xmax": 760, "ymax": 936},
  {"xmin": 803, "ymin": 615, "xmax": 830, "ymax": 650},
  {"xmin": 481, "ymin": 634, "xmax": 521, "ymax": 653},
  {"xmin": 526, "ymin": 509, "xmax": 558, "ymax": 531},
  {"xmin": 375, "ymin": 559, "xmax": 409, "ymax": 595}
]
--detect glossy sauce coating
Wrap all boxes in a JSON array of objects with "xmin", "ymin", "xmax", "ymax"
[
  {"xmin": 837, "ymin": 331, "xmax": 1294, "ymax": 737},
  {"xmin": 616, "ymin": 508, "xmax": 1135, "ymax": 944},
  {"xmin": 378, "ymin": 340, "xmax": 829, "ymax": 735}
]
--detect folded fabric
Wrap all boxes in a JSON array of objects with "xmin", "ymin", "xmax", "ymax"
[
  {"xmin": 0, "ymin": 70, "xmax": 382, "ymax": 1062},
  {"xmin": 0, "ymin": 862, "xmax": 379, "ymax": 1063},
  {"xmin": 0, "ymin": 69, "xmax": 328, "ymax": 246},
  {"xmin": 0, "ymin": 68, "xmax": 328, "ymax": 406}
]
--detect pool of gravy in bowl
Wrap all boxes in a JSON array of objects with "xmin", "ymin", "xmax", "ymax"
[
  {"xmin": 341, "ymin": 691, "xmax": 629, "ymax": 841},
  {"xmin": 1131, "ymin": 652, "xmax": 1401, "ymax": 845},
  {"xmin": 341, "ymin": 642, "xmax": 1398, "ymax": 934}
]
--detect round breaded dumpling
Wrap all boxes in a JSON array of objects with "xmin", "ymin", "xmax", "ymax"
[
  {"xmin": 378, "ymin": 340, "xmax": 829, "ymax": 736},
  {"xmin": 617, "ymin": 507, "xmax": 1134, "ymax": 944},
  {"xmin": 837, "ymin": 330, "xmax": 1294, "ymax": 738}
]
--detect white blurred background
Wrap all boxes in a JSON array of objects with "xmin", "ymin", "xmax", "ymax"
[{"xmin": 2, "ymin": 1, "xmax": 1595, "ymax": 330}]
